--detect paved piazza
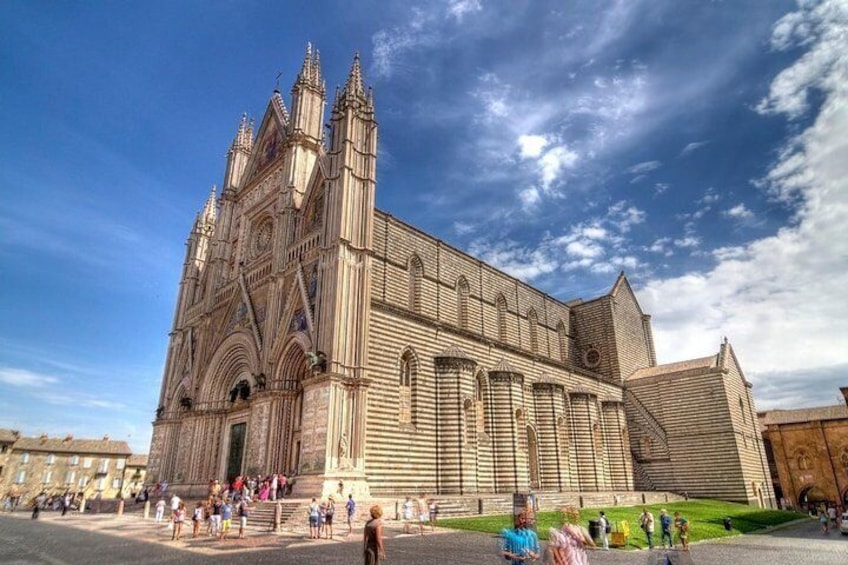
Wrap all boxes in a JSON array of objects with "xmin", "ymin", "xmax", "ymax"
[{"xmin": 0, "ymin": 512, "xmax": 846, "ymax": 564}]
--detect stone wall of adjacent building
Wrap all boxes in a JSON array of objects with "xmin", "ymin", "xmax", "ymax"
[
  {"xmin": 759, "ymin": 395, "xmax": 848, "ymax": 510},
  {"xmin": 625, "ymin": 346, "xmax": 776, "ymax": 506},
  {"xmin": 0, "ymin": 432, "xmax": 140, "ymax": 503}
]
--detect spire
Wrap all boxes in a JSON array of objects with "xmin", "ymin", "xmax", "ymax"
[
  {"xmin": 200, "ymin": 185, "xmax": 217, "ymax": 228},
  {"xmin": 231, "ymin": 113, "xmax": 254, "ymax": 152},
  {"xmin": 294, "ymin": 42, "xmax": 323, "ymax": 92},
  {"xmin": 344, "ymin": 52, "xmax": 366, "ymax": 100}
]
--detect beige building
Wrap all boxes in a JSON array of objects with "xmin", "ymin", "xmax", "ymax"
[
  {"xmin": 626, "ymin": 340, "xmax": 774, "ymax": 505},
  {"xmin": 0, "ymin": 430, "xmax": 135, "ymax": 501},
  {"xmin": 759, "ymin": 388, "xmax": 848, "ymax": 509},
  {"xmin": 148, "ymin": 47, "xmax": 773, "ymax": 505}
]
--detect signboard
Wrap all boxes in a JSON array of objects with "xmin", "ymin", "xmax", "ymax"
[{"xmin": 512, "ymin": 492, "xmax": 537, "ymax": 530}]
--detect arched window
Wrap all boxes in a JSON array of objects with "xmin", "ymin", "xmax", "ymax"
[
  {"xmin": 463, "ymin": 398, "xmax": 475, "ymax": 446},
  {"xmin": 557, "ymin": 320, "xmax": 568, "ymax": 362},
  {"xmin": 528, "ymin": 309, "xmax": 539, "ymax": 353},
  {"xmin": 739, "ymin": 397, "xmax": 746, "ymax": 423},
  {"xmin": 496, "ymin": 294, "xmax": 508, "ymax": 342},
  {"xmin": 475, "ymin": 372, "xmax": 487, "ymax": 436},
  {"xmin": 456, "ymin": 276, "xmax": 470, "ymax": 329},
  {"xmin": 408, "ymin": 256, "xmax": 423, "ymax": 313},
  {"xmin": 399, "ymin": 349, "xmax": 417, "ymax": 426}
]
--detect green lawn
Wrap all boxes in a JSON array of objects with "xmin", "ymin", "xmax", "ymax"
[{"xmin": 439, "ymin": 499, "xmax": 806, "ymax": 549}]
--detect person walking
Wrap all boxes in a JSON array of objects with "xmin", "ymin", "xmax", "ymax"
[
  {"xmin": 499, "ymin": 510, "xmax": 540, "ymax": 564},
  {"xmin": 346, "ymin": 493, "xmax": 357, "ymax": 535},
  {"xmin": 659, "ymin": 509, "xmax": 673, "ymax": 548},
  {"xmin": 639, "ymin": 507, "xmax": 655, "ymax": 549},
  {"xmin": 547, "ymin": 506, "xmax": 595, "ymax": 565},
  {"xmin": 598, "ymin": 511, "xmax": 609, "ymax": 551},
  {"xmin": 363, "ymin": 504, "xmax": 386, "ymax": 565},
  {"xmin": 416, "ymin": 493, "xmax": 429, "ymax": 536},
  {"xmin": 674, "ymin": 511, "xmax": 690, "ymax": 550},
  {"xmin": 154, "ymin": 498, "xmax": 166, "ymax": 523}
]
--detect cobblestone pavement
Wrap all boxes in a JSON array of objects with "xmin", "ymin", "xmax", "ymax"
[{"xmin": 0, "ymin": 511, "xmax": 846, "ymax": 564}]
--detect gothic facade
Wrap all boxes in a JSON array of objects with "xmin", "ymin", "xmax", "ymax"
[{"xmin": 148, "ymin": 47, "xmax": 773, "ymax": 504}]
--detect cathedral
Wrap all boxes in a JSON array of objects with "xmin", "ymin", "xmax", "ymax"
[{"xmin": 148, "ymin": 47, "xmax": 774, "ymax": 506}]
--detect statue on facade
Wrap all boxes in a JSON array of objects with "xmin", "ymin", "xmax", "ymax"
[{"xmin": 307, "ymin": 351, "xmax": 327, "ymax": 373}]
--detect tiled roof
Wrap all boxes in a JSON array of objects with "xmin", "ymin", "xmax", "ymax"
[
  {"xmin": 627, "ymin": 355, "xmax": 717, "ymax": 381},
  {"xmin": 759, "ymin": 405, "xmax": 848, "ymax": 426},
  {"xmin": 128, "ymin": 454, "xmax": 148, "ymax": 467},
  {"xmin": 12, "ymin": 436, "xmax": 132, "ymax": 456},
  {"xmin": 0, "ymin": 428, "xmax": 20, "ymax": 443}
]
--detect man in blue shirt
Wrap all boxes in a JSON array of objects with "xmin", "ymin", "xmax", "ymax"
[
  {"xmin": 660, "ymin": 509, "xmax": 673, "ymax": 548},
  {"xmin": 500, "ymin": 511, "xmax": 540, "ymax": 564},
  {"xmin": 345, "ymin": 494, "xmax": 356, "ymax": 535}
]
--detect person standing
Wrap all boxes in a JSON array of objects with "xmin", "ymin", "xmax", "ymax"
[
  {"xmin": 171, "ymin": 501, "xmax": 186, "ymax": 541},
  {"xmin": 639, "ymin": 507, "xmax": 655, "ymax": 549},
  {"xmin": 219, "ymin": 498, "xmax": 233, "ymax": 540},
  {"xmin": 428, "ymin": 498, "xmax": 438, "ymax": 532},
  {"xmin": 674, "ymin": 511, "xmax": 690, "ymax": 550},
  {"xmin": 237, "ymin": 498, "xmax": 249, "ymax": 539},
  {"xmin": 499, "ymin": 510, "xmax": 540, "ymax": 564},
  {"xmin": 325, "ymin": 497, "xmax": 336, "ymax": 539},
  {"xmin": 416, "ymin": 493, "xmax": 429, "ymax": 536},
  {"xmin": 402, "ymin": 496, "xmax": 413, "ymax": 534},
  {"xmin": 61, "ymin": 492, "xmax": 71, "ymax": 517},
  {"xmin": 363, "ymin": 505, "xmax": 386, "ymax": 565},
  {"xmin": 308, "ymin": 497, "xmax": 320, "ymax": 539},
  {"xmin": 659, "ymin": 509, "xmax": 673, "ymax": 548},
  {"xmin": 346, "ymin": 493, "xmax": 357, "ymax": 535},
  {"xmin": 598, "ymin": 511, "xmax": 609, "ymax": 551},
  {"xmin": 192, "ymin": 502, "xmax": 204, "ymax": 538}
]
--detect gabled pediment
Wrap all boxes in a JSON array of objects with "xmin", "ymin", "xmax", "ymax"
[
  {"xmin": 298, "ymin": 155, "xmax": 329, "ymax": 237},
  {"xmin": 609, "ymin": 271, "xmax": 646, "ymax": 316},
  {"xmin": 241, "ymin": 94, "xmax": 290, "ymax": 187}
]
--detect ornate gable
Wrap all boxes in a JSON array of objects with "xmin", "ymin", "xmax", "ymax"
[{"xmin": 241, "ymin": 96, "xmax": 289, "ymax": 187}]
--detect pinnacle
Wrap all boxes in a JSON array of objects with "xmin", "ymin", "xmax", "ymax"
[
  {"xmin": 295, "ymin": 42, "xmax": 323, "ymax": 91},
  {"xmin": 232, "ymin": 113, "xmax": 254, "ymax": 151}
]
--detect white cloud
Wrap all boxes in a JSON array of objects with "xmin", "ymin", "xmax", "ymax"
[
  {"xmin": 518, "ymin": 134, "xmax": 549, "ymax": 158},
  {"xmin": 539, "ymin": 146, "xmax": 579, "ymax": 189},
  {"xmin": 673, "ymin": 236, "xmax": 700, "ymax": 249},
  {"xmin": 723, "ymin": 203, "xmax": 754, "ymax": 220},
  {"xmin": 680, "ymin": 140, "xmax": 709, "ymax": 156},
  {"xmin": 653, "ymin": 182, "xmax": 670, "ymax": 196},
  {"xmin": 519, "ymin": 186, "xmax": 542, "ymax": 209},
  {"xmin": 467, "ymin": 238, "xmax": 558, "ymax": 281},
  {"xmin": 638, "ymin": 0, "xmax": 848, "ymax": 409},
  {"xmin": 453, "ymin": 221, "xmax": 476, "ymax": 235},
  {"xmin": 756, "ymin": 0, "xmax": 847, "ymax": 119},
  {"xmin": 626, "ymin": 160, "xmax": 662, "ymax": 174},
  {"xmin": 0, "ymin": 367, "xmax": 59, "ymax": 388},
  {"xmin": 447, "ymin": 0, "xmax": 482, "ymax": 22}
]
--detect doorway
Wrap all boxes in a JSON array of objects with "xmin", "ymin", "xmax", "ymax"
[{"xmin": 226, "ymin": 422, "xmax": 247, "ymax": 482}]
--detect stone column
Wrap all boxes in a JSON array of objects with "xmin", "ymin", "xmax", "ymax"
[
  {"xmin": 489, "ymin": 359, "xmax": 527, "ymax": 493},
  {"xmin": 532, "ymin": 381, "xmax": 568, "ymax": 491},
  {"xmin": 601, "ymin": 399, "xmax": 632, "ymax": 491},
  {"xmin": 433, "ymin": 346, "xmax": 478, "ymax": 494},
  {"xmin": 569, "ymin": 389, "xmax": 600, "ymax": 491}
]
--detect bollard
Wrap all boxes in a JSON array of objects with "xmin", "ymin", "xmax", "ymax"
[
  {"xmin": 478, "ymin": 498, "xmax": 483, "ymax": 514},
  {"xmin": 117, "ymin": 499, "xmax": 124, "ymax": 516},
  {"xmin": 80, "ymin": 497, "xmax": 86, "ymax": 514},
  {"xmin": 274, "ymin": 501, "xmax": 281, "ymax": 532},
  {"xmin": 143, "ymin": 499, "xmax": 150, "ymax": 519}
]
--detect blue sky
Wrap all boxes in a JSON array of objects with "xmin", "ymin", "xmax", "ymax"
[{"xmin": 1, "ymin": 0, "xmax": 846, "ymax": 454}]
